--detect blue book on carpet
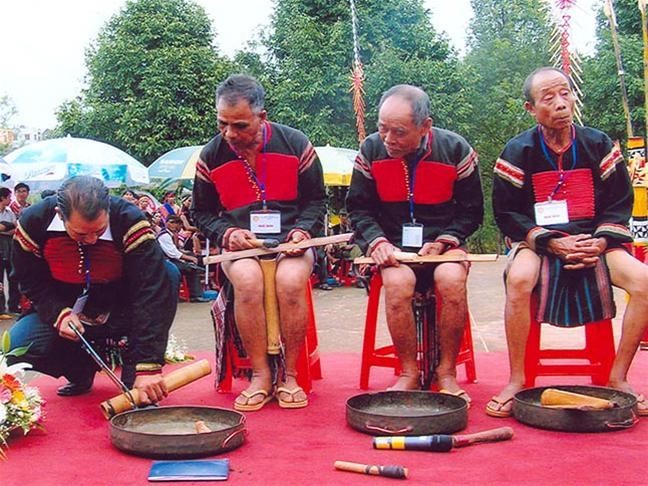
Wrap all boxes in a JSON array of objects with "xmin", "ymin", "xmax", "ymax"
[{"xmin": 148, "ymin": 459, "xmax": 229, "ymax": 481}]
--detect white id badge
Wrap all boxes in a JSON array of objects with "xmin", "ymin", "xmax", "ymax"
[
  {"xmin": 534, "ymin": 200, "xmax": 569, "ymax": 225},
  {"xmin": 72, "ymin": 291, "xmax": 89, "ymax": 315},
  {"xmin": 250, "ymin": 210, "xmax": 281, "ymax": 234},
  {"xmin": 402, "ymin": 223, "xmax": 424, "ymax": 248}
]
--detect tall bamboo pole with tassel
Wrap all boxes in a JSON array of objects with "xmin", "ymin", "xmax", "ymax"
[
  {"xmin": 639, "ymin": 0, "xmax": 648, "ymax": 137},
  {"xmin": 605, "ymin": 0, "xmax": 635, "ymax": 138}
]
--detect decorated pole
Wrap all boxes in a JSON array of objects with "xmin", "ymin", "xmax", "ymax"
[
  {"xmin": 604, "ymin": 0, "xmax": 635, "ymax": 138},
  {"xmin": 349, "ymin": 0, "xmax": 366, "ymax": 143},
  {"xmin": 639, "ymin": 0, "xmax": 648, "ymax": 137}
]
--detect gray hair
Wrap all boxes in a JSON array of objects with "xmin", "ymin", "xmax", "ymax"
[
  {"xmin": 57, "ymin": 176, "xmax": 110, "ymax": 221},
  {"xmin": 378, "ymin": 85, "xmax": 431, "ymax": 127},
  {"xmin": 216, "ymin": 74, "xmax": 265, "ymax": 113},
  {"xmin": 523, "ymin": 67, "xmax": 573, "ymax": 104}
]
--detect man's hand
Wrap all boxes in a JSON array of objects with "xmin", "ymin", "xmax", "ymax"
[
  {"xmin": 547, "ymin": 234, "xmax": 605, "ymax": 270},
  {"xmin": 371, "ymin": 242, "xmax": 399, "ymax": 267},
  {"xmin": 228, "ymin": 229, "xmax": 257, "ymax": 250},
  {"xmin": 133, "ymin": 373, "xmax": 168, "ymax": 405},
  {"xmin": 285, "ymin": 230, "xmax": 308, "ymax": 256},
  {"xmin": 419, "ymin": 242, "xmax": 447, "ymax": 256},
  {"xmin": 58, "ymin": 314, "xmax": 85, "ymax": 341}
]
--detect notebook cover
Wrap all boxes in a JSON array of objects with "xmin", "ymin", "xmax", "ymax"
[{"xmin": 148, "ymin": 459, "xmax": 230, "ymax": 481}]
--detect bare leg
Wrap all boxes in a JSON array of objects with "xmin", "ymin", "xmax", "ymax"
[
  {"xmin": 433, "ymin": 256, "xmax": 469, "ymax": 399},
  {"xmin": 605, "ymin": 250, "xmax": 648, "ymax": 411},
  {"xmin": 222, "ymin": 258, "xmax": 272, "ymax": 407},
  {"xmin": 488, "ymin": 249, "xmax": 541, "ymax": 414},
  {"xmin": 274, "ymin": 251, "xmax": 314, "ymax": 404},
  {"xmin": 381, "ymin": 265, "xmax": 418, "ymax": 390}
]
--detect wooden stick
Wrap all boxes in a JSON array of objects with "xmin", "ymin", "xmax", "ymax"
[
  {"xmin": 334, "ymin": 461, "xmax": 408, "ymax": 479},
  {"xmin": 100, "ymin": 359, "xmax": 212, "ymax": 419},
  {"xmin": 204, "ymin": 233, "xmax": 353, "ymax": 264},
  {"xmin": 353, "ymin": 252, "xmax": 499, "ymax": 265},
  {"xmin": 260, "ymin": 258, "xmax": 282, "ymax": 355}
]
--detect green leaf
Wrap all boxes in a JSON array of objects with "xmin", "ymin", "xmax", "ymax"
[
  {"xmin": 1, "ymin": 330, "xmax": 9, "ymax": 354},
  {"xmin": 6, "ymin": 343, "xmax": 31, "ymax": 358}
]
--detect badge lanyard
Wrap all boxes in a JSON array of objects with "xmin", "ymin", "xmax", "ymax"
[
  {"xmin": 72, "ymin": 243, "xmax": 91, "ymax": 315},
  {"xmin": 402, "ymin": 143, "xmax": 432, "ymax": 223},
  {"xmin": 537, "ymin": 125, "xmax": 577, "ymax": 201},
  {"xmin": 240, "ymin": 123, "xmax": 269, "ymax": 210}
]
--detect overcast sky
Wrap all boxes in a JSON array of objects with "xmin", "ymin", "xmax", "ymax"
[{"xmin": 0, "ymin": 0, "xmax": 597, "ymax": 129}]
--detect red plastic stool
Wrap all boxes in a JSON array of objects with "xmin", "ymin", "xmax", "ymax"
[
  {"xmin": 178, "ymin": 276, "xmax": 190, "ymax": 302},
  {"xmin": 218, "ymin": 284, "xmax": 322, "ymax": 393},
  {"xmin": 335, "ymin": 258, "xmax": 357, "ymax": 287},
  {"xmin": 359, "ymin": 272, "xmax": 477, "ymax": 390},
  {"xmin": 524, "ymin": 296, "xmax": 616, "ymax": 387}
]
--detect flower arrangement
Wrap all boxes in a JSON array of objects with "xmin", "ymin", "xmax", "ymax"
[
  {"xmin": 0, "ymin": 331, "xmax": 45, "ymax": 459},
  {"xmin": 164, "ymin": 334, "xmax": 194, "ymax": 364}
]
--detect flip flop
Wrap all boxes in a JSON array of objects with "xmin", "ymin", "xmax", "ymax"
[
  {"xmin": 439, "ymin": 388, "xmax": 471, "ymax": 408},
  {"xmin": 276, "ymin": 385, "xmax": 309, "ymax": 409},
  {"xmin": 486, "ymin": 396, "xmax": 514, "ymax": 418},
  {"xmin": 233, "ymin": 389, "xmax": 274, "ymax": 412},
  {"xmin": 634, "ymin": 393, "xmax": 648, "ymax": 417}
]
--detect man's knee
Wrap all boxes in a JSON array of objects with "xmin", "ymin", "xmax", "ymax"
[
  {"xmin": 506, "ymin": 254, "xmax": 540, "ymax": 298},
  {"xmin": 434, "ymin": 264, "xmax": 467, "ymax": 301},
  {"xmin": 381, "ymin": 269, "xmax": 415, "ymax": 304}
]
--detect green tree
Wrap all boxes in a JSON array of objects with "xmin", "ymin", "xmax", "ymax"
[
  {"xmin": 581, "ymin": 0, "xmax": 644, "ymax": 142},
  {"xmin": 55, "ymin": 0, "xmax": 233, "ymax": 165},
  {"xmin": 463, "ymin": 0, "xmax": 553, "ymax": 251},
  {"xmin": 260, "ymin": 0, "xmax": 468, "ymax": 148},
  {"xmin": 0, "ymin": 95, "xmax": 17, "ymax": 128}
]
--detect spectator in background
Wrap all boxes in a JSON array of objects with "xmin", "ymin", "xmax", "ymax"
[
  {"xmin": 179, "ymin": 194, "xmax": 202, "ymax": 255},
  {"xmin": 159, "ymin": 191, "xmax": 179, "ymax": 220},
  {"xmin": 0, "ymin": 187, "xmax": 20, "ymax": 315},
  {"xmin": 149, "ymin": 211, "xmax": 164, "ymax": 234},
  {"xmin": 121, "ymin": 189, "xmax": 139, "ymax": 205},
  {"xmin": 156, "ymin": 215, "xmax": 207, "ymax": 303},
  {"xmin": 10, "ymin": 182, "xmax": 31, "ymax": 217},
  {"xmin": 138, "ymin": 194, "xmax": 154, "ymax": 215}
]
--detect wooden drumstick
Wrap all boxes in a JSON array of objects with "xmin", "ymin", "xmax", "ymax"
[
  {"xmin": 374, "ymin": 427, "xmax": 514, "ymax": 452},
  {"xmin": 334, "ymin": 461, "xmax": 408, "ymax": 479},
  {"xmin": 100, "ymin": 359, "xmax": 212, "ymax": 419}
]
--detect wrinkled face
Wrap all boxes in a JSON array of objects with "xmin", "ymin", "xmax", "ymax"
[
  {"xmin": 63, "ymin": 210, "xmax": 109, "ymax": 245},
  {"xmin": 525, "ymin": 70, "xmax": 575, "ymax": 130},
  {"xmin": 216, "ymin": 99, "xmax": 266, "ymax": 154},
  {"xmin": 15, "ymin": 187, "xmax": 29, "ymax": 203},
  {"xmin": 378, "ymin": 96, "xmax": 431, "ymax": 159}
]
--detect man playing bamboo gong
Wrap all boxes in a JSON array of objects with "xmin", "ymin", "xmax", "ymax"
[
  {"xmin": 488, "ymin": 67, "xmax": 648, "ymax": 417},
  {"xmin": 347, "ymin": 84, "xmax": 483, "ymax": 400},
  {"xmin": 192, "ymin": 74, "xmax": 326, "ymax": 411}
]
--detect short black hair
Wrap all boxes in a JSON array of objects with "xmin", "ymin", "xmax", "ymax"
[
  {"xmin": 14, "ymin": 182, "xmax": 30, "ymax": 192},
  {"xmin": 40, "ymin": 189, "xmax": 56, "ymax": 200},
  {"xmin": 57, "ymin": 176, "xmax": 110, "ymax": 221},
  {"xmin": 166, "ymin": 215, "xmax": 182, "ymax": 225},
  {"xmin": 216, "ymin": 74, "xmax": 265, "ymax": 113},
  {"xmin": 378, "ymin": 84, "xmax": 431, "ymax": 127},
  {"xmin": 0, "ymin": 187, "xmax": 11, "ymax": 200}
]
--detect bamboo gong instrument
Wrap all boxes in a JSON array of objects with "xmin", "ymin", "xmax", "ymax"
[
  {"xmin": 354, "ymin": 251, "xmax": 498, "ymax": 265},
  {"xmin": 100, "ymin": 359, "xmax": 212, "ymax": 419}
]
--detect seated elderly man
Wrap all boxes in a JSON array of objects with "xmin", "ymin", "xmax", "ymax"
[
  {"xmin": 488, "ymin": 67, "xmax": 648, "ymax": 417},
  {"xmin": 157, "ymin": 215, "xmax": 208, "ymax": 303},
  {"xmin": 192, "ymin": 74, "xmax": 326, "ymax": 411},
  {"xmin": 347, "ymin": 84, "xmax": 483, "ymax": 399}
]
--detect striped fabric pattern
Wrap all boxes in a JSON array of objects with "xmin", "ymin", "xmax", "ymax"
[
  {"xmin": 14, "ymin": 222, "xmax": 41, "ymax": 257},
  {"xmin": 354, "ymin": 152, "xmax": 372, "ymax": 179},
  {"xmin": 599, "ymin": 145, "xmax": 624, "ymax": 181},
  {"xmin": 195, "ymin": 159, "xmax": 211, "ymax": 183},
  {"xmin": 494, "ymin": 158, "xmax": 525, "ymax": 188},
  {"xmin": 299, "ymin": 143, "xmax": 317, "ymax": 174},
  {"xmin": 594, "ymin": 223, "xmax": 632, "ymax": 241},
  {"xmin": 123, "ymin": 220, "xmax": 155, "ymax": 254},
  {"xmin": 456, "ymin": 149, "xmax": 478, "ymax": 181}
]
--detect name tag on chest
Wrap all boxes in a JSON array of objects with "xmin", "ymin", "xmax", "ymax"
[
  {"xmin": 402, "ymin": 223, "xmax": 423, "ymax": 248},
  {"xmin": 250, "ymin": 210, "xmax": 281, "ymax": 234},
  {"xmin": 534, "ymin": 200, "xmax": 569, "ymax": 226}
]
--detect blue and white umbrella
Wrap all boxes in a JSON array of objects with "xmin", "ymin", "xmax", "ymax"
[
  {"xmin": 4, "ymin": 137, "xmax": 149, "ymax": 190},
  {"xmin": 148, "ymin": 145, "xmax": 203, "ymax": 181}
]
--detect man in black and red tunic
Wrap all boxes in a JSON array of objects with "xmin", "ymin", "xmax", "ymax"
[
  {"xmin": 347, "ymin": 85, "xmax": 483, "ymax": 399},
  {"xmin": 7, "ymin": 176, "xmax": 179, "ymax": 402},
  {"xmin": 488, "ymin": 67, "xmax": 648, "ymax": 417},
  {"xmin": 192, "ymin": 75, "xmax": 326, "ymax": 411}
]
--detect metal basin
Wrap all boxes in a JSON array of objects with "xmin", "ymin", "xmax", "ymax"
[
  {"xmin": 513, "ymin": 385, "xmax": 638, "ymax": 433},
  {"xmin": 346, "ymin": 391, "xmax": 468, "ymax": 436},
  {"xmin": 110, "ymin": 406, "xmax": 246, "ymax": 458}
]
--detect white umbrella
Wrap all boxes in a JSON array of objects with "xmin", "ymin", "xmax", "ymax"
[
  {"xmin": 314, "ymin": 146, "xmax": 357, "ymax": 186},
  {"xmin": 4, "ymin": 137, "xmax": 149, "ymax": 190}
]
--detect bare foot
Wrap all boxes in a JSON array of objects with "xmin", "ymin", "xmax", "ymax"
[
  {"xmin": 234, "ymin": 371, "xmax": 273, "ymax": 409},
  {"xmin": 276, "ymin": 373, "xmax": 307, "ymax": 405},
  {"xmin": 387, "ymin": 373, "xmax": 420, "ymax": 391},
  {"xmin": 608, "ymin": 379, "xmax": 648, "ymax": 415},
  {"xmin": 437, "ymin": 374, "xmax": 471, "ymax": 404}
]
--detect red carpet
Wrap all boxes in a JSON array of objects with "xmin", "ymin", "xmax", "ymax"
[{"xmin": 3, "ymin": 351, "xmax": 647, "ymax": 485}]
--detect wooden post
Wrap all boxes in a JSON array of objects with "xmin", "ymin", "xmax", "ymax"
[{"xmin": 605, "ymin": 0, "xmax": 635, "ymax": 138}]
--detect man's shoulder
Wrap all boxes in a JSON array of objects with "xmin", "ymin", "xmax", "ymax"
[
  {"xmin": 18, "ymin": 198, "xmax": 56, "ymax": 228},
  {"xmin": 268, "ymin": 122, "xmax": 311, "ymax": 148},
  {"xmin": 575, "ymin": 125, "xmax": 613, "ymax": 145},
  {"xmin": 359, "ymin": 132, "xmax": 387, "ymax": 161},
  {"xmin": 200, "ymin": 135, "xmax": 224, "ymax": 163},
  {"xmin": 109, "ymin": 196, "xmax": 147, "ymax": 230}
]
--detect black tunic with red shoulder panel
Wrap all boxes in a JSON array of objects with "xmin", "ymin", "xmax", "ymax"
[
  {"xmin": 12, "ymin": 196, "xmax": 175, "ymax": 369},
  {"xmin": 492, "ymin": 125, "xmax": 633, "ymax": 254},
  {"xmin": 346, "ymin": 127, "xmax": 484, "ymax": 254},
  {"xmin": 191, "ymin": 121, "xmax": 326, "ymax": 248}
]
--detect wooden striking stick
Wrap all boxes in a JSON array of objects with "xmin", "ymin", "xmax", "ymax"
[
  {"xmin": 373, "ymin": 427, "xmax": 514, "ymax": 452},
  {"xmin": 259, "ymin": 258, "xmax": 282, "ymax": 355},
  {"xmin": 204, "ymin": 233, "xmax": 353, "ymax": 264},
  {"xmin": 334, "ymin": 461, "xmax": 408, "ymax": 479},
  {"xmin": 354, "ymin": 252, "xmax": 499, "ymax": 265},
  {"xmin": 540, "ymin": 388, "xmax": 614, "ymax": 410},
  {"xmin": 100, "ymin": 359, "xmax": 212, "ymax": 419}
]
